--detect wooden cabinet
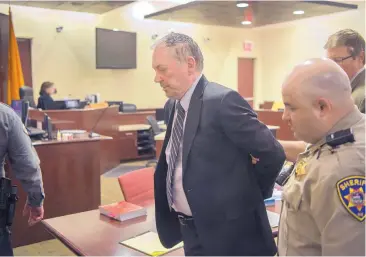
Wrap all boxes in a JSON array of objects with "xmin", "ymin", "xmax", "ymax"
[
  {"xmin": 117, "ymin": 129, "xmax": 155, "ymax": 162},
  {"xmin": 117, "ymin": 131, "xmax": 138, "ymax": 160}
]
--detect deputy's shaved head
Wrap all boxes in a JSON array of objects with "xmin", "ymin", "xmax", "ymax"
[
  {"xmin": 283, "ymin": 58, "xmax": 352, "ymax": 106},
  {"xmin": 282, "ymin": 58, "xmax": 356, "ymax": 144}
]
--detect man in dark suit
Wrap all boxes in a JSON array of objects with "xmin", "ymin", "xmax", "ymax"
[
  {"xmin": 325, "ymin": 29, "xmax": 365, "ymax": 113},
  {"xmin": 152, "ymin": 32, "xmax": 286, "ymax": 256}
]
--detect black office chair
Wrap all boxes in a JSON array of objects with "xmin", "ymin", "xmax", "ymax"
[
  {"xmin": 107, "ymin": 101, "xmax": 124, "ymax": 112},
  {"xmin": 19, "ymin": 86, "xmax": 36, "ymax": 108},
  {"xmin": 147, "ymin": 115, "xmax": 162, "ymax": 136},
  {"xmin": 145, "ymin": 115, "xmax": 163, "ymax": 168},
  {"xmin": 122, "ymin": 103, "xmax": 137, "ymax": 113}
]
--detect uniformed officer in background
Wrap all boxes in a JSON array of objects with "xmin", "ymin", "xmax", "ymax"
[
  {"xmin": 0, "ymin": 103, "xmax": 45, "ymax": 256},
  {"xmin": 278, "ymin": 58, "xmax": 365, "ymax": 256}
]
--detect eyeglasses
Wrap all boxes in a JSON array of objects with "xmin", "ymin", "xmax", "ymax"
[{"xmin": 331, "ymin": 55, "xmax": 353, "ymax": 63}]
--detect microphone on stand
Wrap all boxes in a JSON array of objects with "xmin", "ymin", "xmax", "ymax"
[{"xmin": 88, "ymin": 106, "xmax": 109, "ymax": 138}]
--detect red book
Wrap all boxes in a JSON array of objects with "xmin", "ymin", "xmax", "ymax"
[{"xmin": 99, "ymin": 201, "xmax": 147, "ymax": 221}]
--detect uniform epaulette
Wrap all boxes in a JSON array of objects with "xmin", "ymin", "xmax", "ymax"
[{"xmin": 314, "ymin": 129, "xmax": 355, "ymax": 159}]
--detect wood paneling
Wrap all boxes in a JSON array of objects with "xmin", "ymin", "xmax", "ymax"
[
  {"xmin": 116, "ymin": 111, "xmax": 156, "ymax": 125},
  {"xmin": 256, "ymin": 109, "xmax": 295, "ymax": 140},
  {"xmin": 259, "ymin": 101, "xmax": 274, "ymax": 110},
  {"xmin": 116, "ymin": 131, "xmax": 138, "ymax": 160},
  {"xmin": 6, "ymin": 138, "xmax": 105, "ymax": 247}
]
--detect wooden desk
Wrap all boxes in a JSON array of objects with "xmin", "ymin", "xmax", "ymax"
[
  {"xmin": 117, "ymin": 111, "xmax": 156, "ymax": 125},
  {"xmin": 6, "ymin": 136, "xmax": 110, "ymax": 247},
  {"xmin": 118, "ymin": 124, "xmax": 151, "ymax": 132},
  {"xmin": 42, "ymin": 202, "xmax": 281, "ymax": 256},
  {"xmin": 29, "ymin": 108, "xmax": 157, "ymax": 173}
]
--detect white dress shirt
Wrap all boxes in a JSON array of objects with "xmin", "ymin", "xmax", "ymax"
[{"xmin": 165, "ymin": 73, "xmax": 203, "ymax": 216}]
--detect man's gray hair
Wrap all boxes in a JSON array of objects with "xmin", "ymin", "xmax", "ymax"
[
  {"xmin": 153, "ymin": 32, "xmax": 204, "ymax": 71},
  {"xmin": 324, "ymin": 29, "xmax": 365, "ymax": 64}
]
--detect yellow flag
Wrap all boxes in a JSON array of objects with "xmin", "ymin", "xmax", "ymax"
[{"xmin": 7, "ymin": 7, "xmax": 24, "ymax": 105}]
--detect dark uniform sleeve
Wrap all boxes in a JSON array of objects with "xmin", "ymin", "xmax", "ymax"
[
  {"xmin": 219, "ymin": 91, "xmax": 286, "ymax": 198},
  {"xmin": 7, "ymin": 112, "xmax": 45, "ymax": 207}
]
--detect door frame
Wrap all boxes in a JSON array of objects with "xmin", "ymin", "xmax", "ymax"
[
  {"xmin": 17, "ymin": 37, "xmax": 33, "ymax": 88},
  {"xmin": 237, "ymin": 57, "xmax": 255, "ymax": 107}
]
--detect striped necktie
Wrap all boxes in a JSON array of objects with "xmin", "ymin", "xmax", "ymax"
[{"xmin": 166, "ymin": 101, "xmax": 186, "ymax": 209}]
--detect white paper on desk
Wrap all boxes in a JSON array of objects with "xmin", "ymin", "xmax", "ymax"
[
  {"xmin": 267, "ymin": 210, "xmax": 280, "ymax": 228},
  {"xmin": 121, "ymin": 231, "xmax": 183, "ymax": 256}
]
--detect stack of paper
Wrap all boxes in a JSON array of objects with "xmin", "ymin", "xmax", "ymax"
[
  {"xmin": 121, "ymin": 231, "xmax": 183, "ymax": 256},
  {"xmin": 267, "ymin": 210, "xmax": 280, "ymax": 228}
]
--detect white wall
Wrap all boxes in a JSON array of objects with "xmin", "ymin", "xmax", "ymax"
[
  {"xmin": 255, "ymin": 4, "xmax": 365, "ymax": 103},
  {"xmin": 1, "ymin": 1, "xmax": 364, "ymax": 108}
]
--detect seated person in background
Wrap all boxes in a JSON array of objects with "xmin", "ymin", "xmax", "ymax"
[{"xmin": 37, "ymin": 81, "xmax": 57, "ymax": 110}]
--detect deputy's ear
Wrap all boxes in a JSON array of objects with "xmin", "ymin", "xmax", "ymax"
[{"xmin": 317, "ymin": 97, "xmax": 332, "ymax": 116}]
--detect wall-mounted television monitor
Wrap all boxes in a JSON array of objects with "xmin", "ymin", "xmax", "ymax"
[{"xmin": 96, "ymin": 28, "xmax": 137, "ymax": 69}]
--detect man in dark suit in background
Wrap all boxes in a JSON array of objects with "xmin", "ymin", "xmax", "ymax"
[
  {"xmin": 325, "ymin": 29, "xmax": 365, "ymax": 113},
  {"xmin": 152, "ymin": 32, "xmax": 285, "ymax": 256}
]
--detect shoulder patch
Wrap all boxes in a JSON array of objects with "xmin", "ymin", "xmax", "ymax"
[{"xmin": 336, "ymin": 175, "xmax": 365, "ymax": 222}]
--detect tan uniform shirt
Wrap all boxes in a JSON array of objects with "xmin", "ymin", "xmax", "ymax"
[{"xmin": 278, "ymin": 107, "xmax": 365, "ymax": 256}]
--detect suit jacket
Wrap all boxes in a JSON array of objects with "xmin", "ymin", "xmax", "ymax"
[
  {"xmin": 37, "ymin": 94, "xmax": 55, "ymax": 110},
  {"xmin": 163, "ymin": 98, "xmax": 175, "ymax": 125},
  {"xmin": 154, "ymin": 75, "xmax": 286, "ymax": 255},
  {"xmin": 351, "ymin": 68, "xmax": 365, "ymax": 113}
]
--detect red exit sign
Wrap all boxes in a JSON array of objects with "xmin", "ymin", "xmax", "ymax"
[{"xmin": 243, "ymin": 41, "xmax": 253, "ymax": 52}]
